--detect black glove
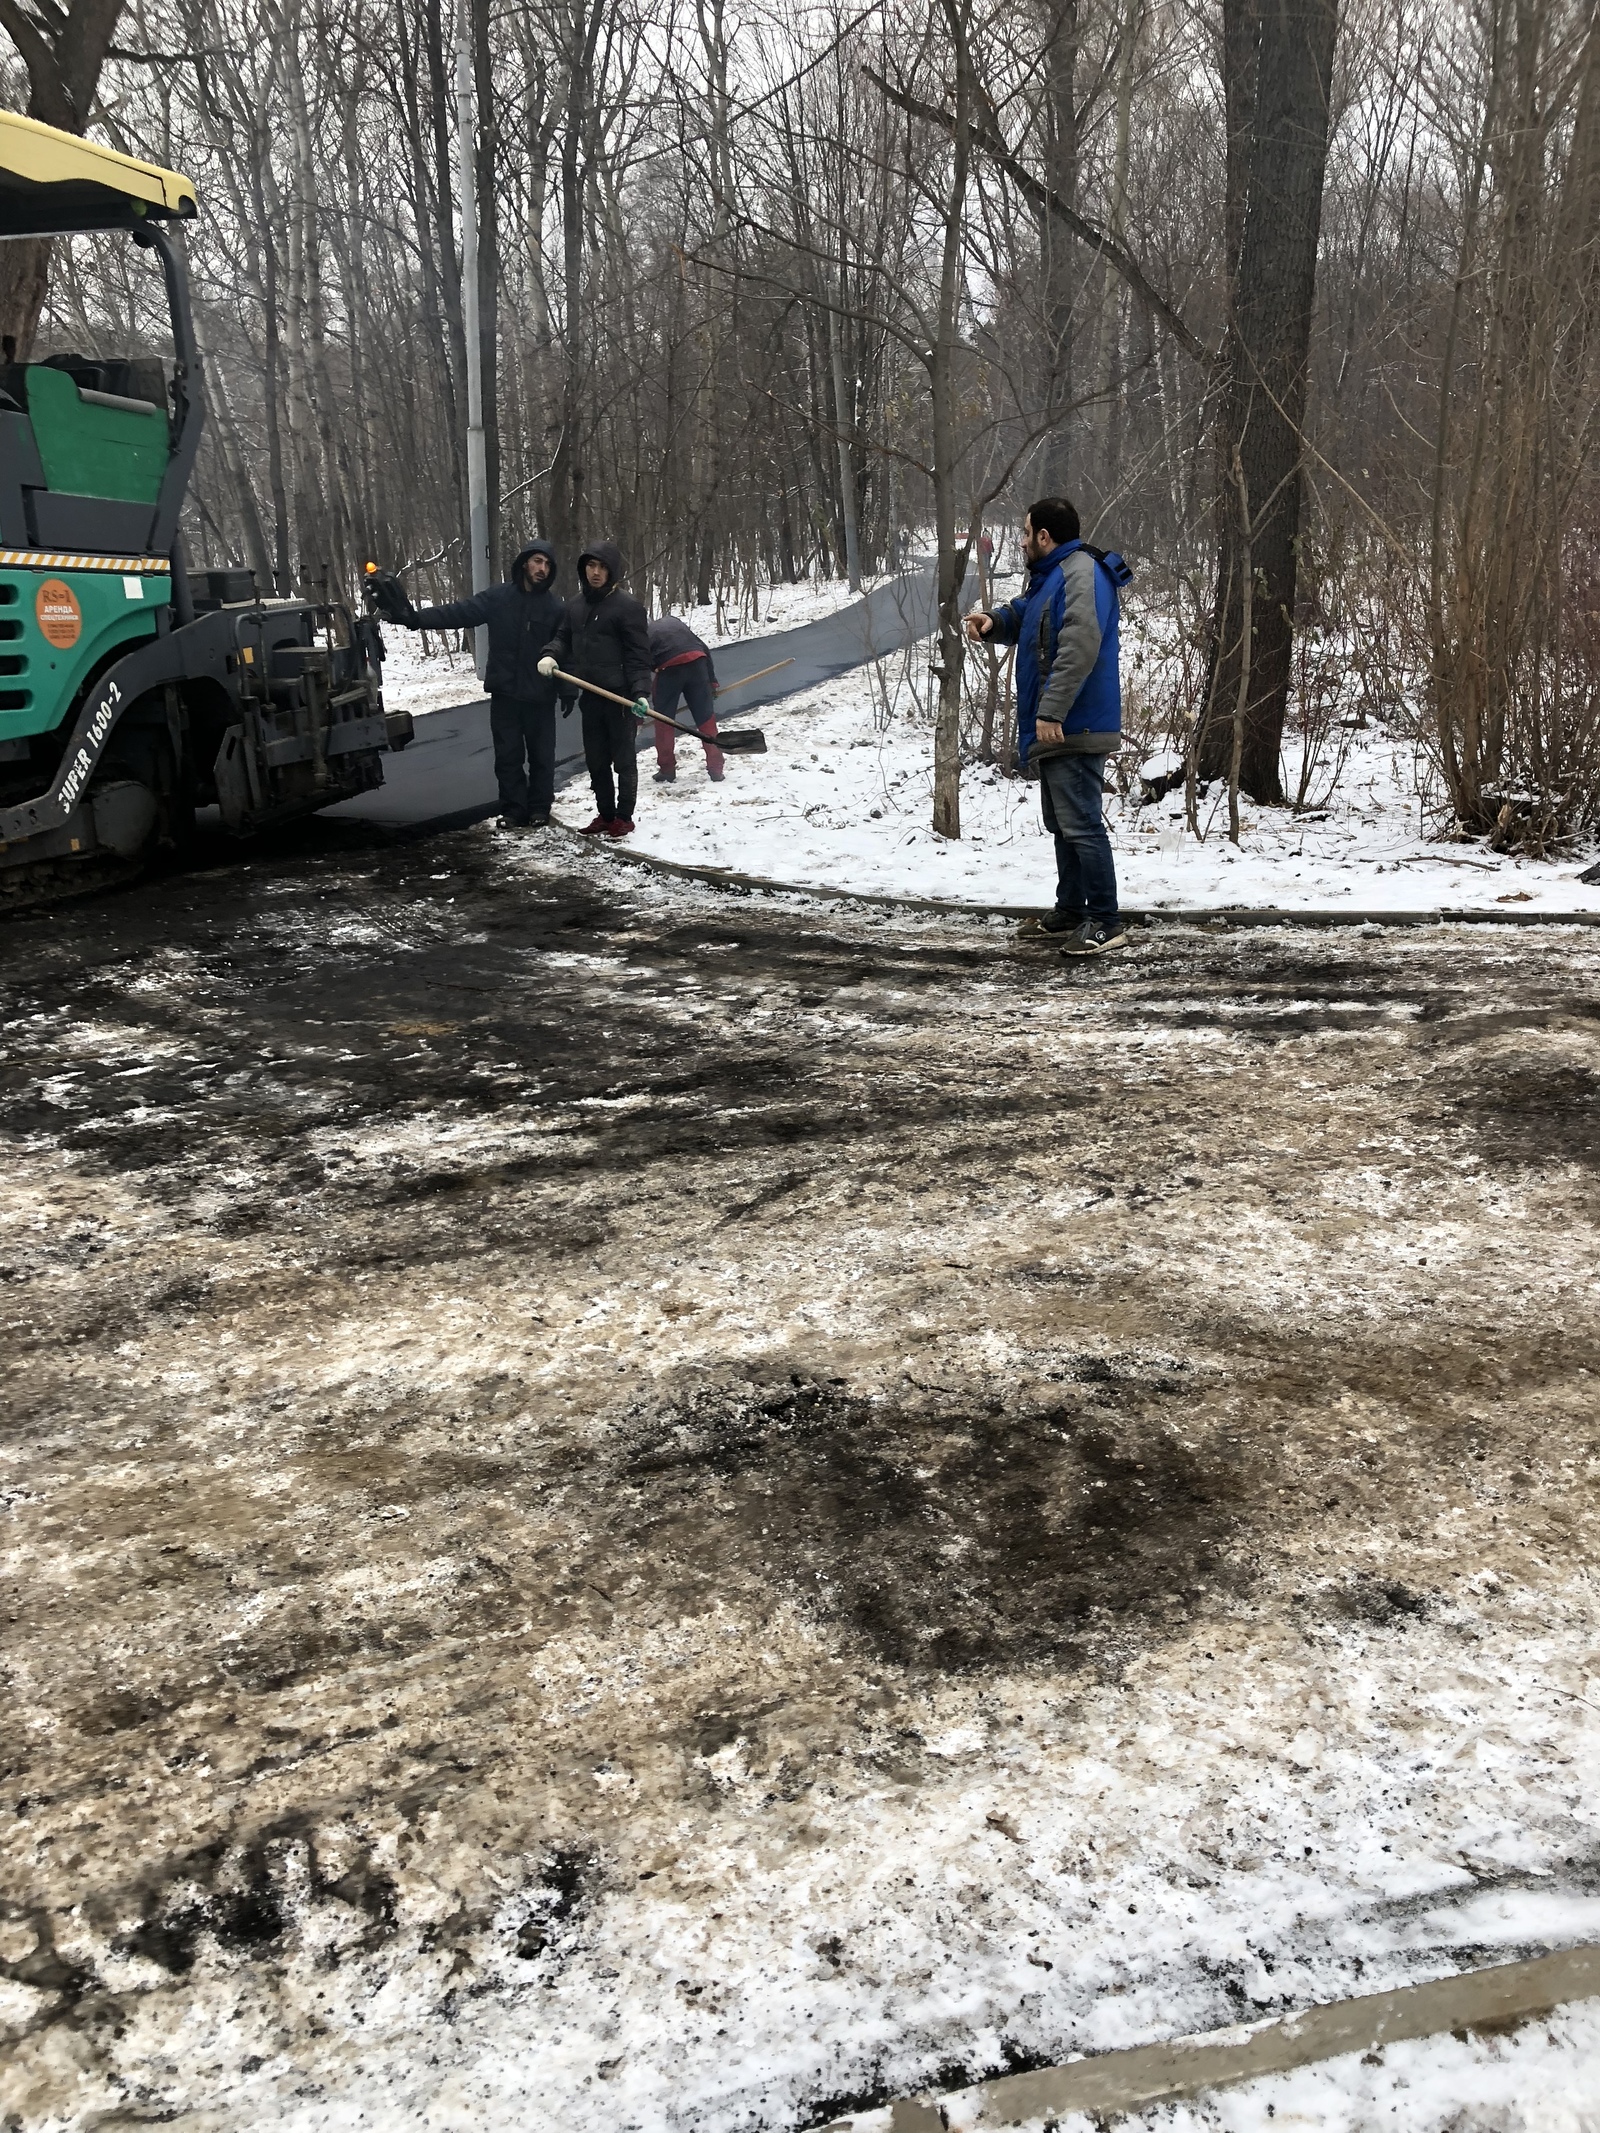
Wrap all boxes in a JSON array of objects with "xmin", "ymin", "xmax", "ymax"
[{"xmin": 363, "ymin": 568, "xmax": 416, "ymax": 627}]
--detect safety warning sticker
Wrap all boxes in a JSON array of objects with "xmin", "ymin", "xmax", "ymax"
[{"xmin": 36, "ymin": 578, "xmax": 82, "ymax": 649}]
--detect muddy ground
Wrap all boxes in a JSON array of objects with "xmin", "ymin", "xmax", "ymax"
[{"xmin": 1, "ymin": 824, "xmax": 1598, "ymax": 2130}]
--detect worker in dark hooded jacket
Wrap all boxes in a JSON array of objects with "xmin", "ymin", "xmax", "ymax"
[
  {"xmin": 393, "ymin": 539, "xmax": 571, "ymax": 827},
  {"xmin": 538, "ymin": 539, "xmax": 652, "ymax": 837}
]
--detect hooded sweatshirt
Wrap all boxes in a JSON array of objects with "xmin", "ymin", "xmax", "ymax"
[
  {"xmin": 407, "ymin": 539, "xmax": 570, "ymax": 703},
  {"xmin": 541, "ymin": 539, "xmax": 653, "ymax": 704}
]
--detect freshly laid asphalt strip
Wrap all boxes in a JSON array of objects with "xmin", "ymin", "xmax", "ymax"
[
  {"xmin": 329, "ymin": 562, "xmax": 954, "ymax": 832},
  {"xmin": 875, "ymin": 1943, "xmax": 1600, "ymax": 2128}
]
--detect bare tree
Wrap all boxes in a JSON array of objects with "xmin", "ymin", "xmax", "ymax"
[
  {"xmin": 1198, "ymin": 0, "xmax": 1341, "ymax": 803},
  {"xmin": 0, "ymin": 0, "xmax": 127, "ymax": 351},
  {"xmin": 1426, "ymin": 0, "xmax": 1600, "ymax": 847}
]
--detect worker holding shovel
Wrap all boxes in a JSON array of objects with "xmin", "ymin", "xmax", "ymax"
[
  {"xmin": 648, "ymin": 615, "xmax": 724, "ymax": 783},
  {"xmin": 538, "ymin": 540, "xmax": 652, "ymax": 837}
]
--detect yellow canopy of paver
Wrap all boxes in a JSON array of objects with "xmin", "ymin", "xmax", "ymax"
[{"xmin": 0, "ymin": 109, "xmax": 196, "ymax": 237}]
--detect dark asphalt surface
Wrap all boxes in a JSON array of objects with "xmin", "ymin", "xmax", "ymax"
[{"xmin": 328, "ymin": 562, "xmax": 952, "ymax": 832}]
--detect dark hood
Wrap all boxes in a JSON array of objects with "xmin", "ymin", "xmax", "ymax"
[
  {"xmin": 513, "ymin": 538, "xmax": 558, "ymax": 589},
  {"xmin": 578, "ymin": 539, "xmax": 625, "ymax": 599}
]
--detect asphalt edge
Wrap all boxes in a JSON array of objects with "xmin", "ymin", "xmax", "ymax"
[{"xmin": 582, "ymin": 836, "xmax": 1600, "ymax": 929}]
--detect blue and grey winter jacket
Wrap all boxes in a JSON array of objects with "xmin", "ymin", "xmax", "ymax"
[{"xmin": 985, "ymin": 541, "xmax": 1132, "ymax": 767}]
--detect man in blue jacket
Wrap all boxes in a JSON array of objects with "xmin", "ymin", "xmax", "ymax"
[
  {"xmin": 390, "ymin": 538, "xmax": 572, "ymax": 829},
  {"xmin": 967, "ymin": 497, "xmax": 1132, "ymax": 955}
]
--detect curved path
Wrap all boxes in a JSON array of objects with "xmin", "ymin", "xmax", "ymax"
[{"xmin": 327, "ymin": 561, "xmax": 952, "ymax": 831}]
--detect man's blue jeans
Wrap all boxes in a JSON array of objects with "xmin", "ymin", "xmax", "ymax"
[{"xmin": 1039, "ymin": 750, "xmax": 1118, "ymax": 922}]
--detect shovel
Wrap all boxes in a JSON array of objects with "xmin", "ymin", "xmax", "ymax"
[
  {"xmin": 551, "ymin": 668, "xmax": 767, "ymax": 753},
  {"xmin": 715, "ymin": 658, "xmax": 793, "ymax": 698}
]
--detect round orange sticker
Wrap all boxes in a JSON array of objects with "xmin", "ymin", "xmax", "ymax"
[{"xmin": 36, "ymin": 578, "xmax": 82, "ymax": 650}]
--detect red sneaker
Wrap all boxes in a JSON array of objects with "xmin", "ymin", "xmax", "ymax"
[
  {"xmin": 606, "ymin": 816, "xmax": 635, "ymax": 838},
  {"xmin": 580, "ymin": 815, "xmax": 610, "ymax": 836}
]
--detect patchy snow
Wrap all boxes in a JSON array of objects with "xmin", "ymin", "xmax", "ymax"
[
  {"xmin": 880, "ymin": 1994, "xmax": 1600, "ymax": 2130},
  {"xmin": 610, "ymin": 662, "xmax": 1600, "ymax": 914},
  {"xmin": 5, "ymin": 858, "xmax": 1600, "ymax": 2128},
  {"xmin": 377, "ymin": 569, "xmax": 1600, "ymax": 913},
  {"xmin": 375, "ymin": 627, "xmax": 483, "ymax": 717},
  {"xmin": 671, "ymin": 569, "xmax": 895, "ymax": 647},
  {"xmin": 78, "ymin": 1589, "xmax": 1600, "ymax": 2133}
]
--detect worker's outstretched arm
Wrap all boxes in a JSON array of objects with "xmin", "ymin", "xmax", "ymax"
[
  {"xmin": 968, "ymin": 590, "xmax": 1027, "ymax": 644},
  {"xmin": 409, "ymin": 589, "xmax": 494, "ymax": 632}
]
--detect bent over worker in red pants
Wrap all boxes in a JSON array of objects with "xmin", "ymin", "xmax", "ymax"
[{"xmin": 649, "ymin": 615, "xmax": 725, "ymax": 782}]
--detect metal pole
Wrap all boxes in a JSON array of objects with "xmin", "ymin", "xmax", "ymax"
[{"xmin": 455, "ymin": 0, "xmax": 490, "ymax": 677}]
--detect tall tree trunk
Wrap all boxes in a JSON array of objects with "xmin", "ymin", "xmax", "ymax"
[
  {"xmin": 0, "ymin": 0, "xmax": 129, "ymax": 353},
  {"xmin": 191, "ymin": 306, "xmax": 275, "ymax": 585},
  {"xmin": 470, "ymin": 0, "xmax": 500, "ymax": 565},
  {"xmin": 931, "ymin": 0, "xmax": 974, "ymax": 840},
  {"xmin": 1037, "ymin": 0, "xmax": 1079, "ymax": 493},
  {"xmin": 424, "ymin": 0, "xmax": 471, "ymax": 549},
  {"xmin": 549, "ymin": 0, "xmax": 604, "ymax": 583},
  {"xmin": 550, "ymin": 89, "xmax": 583, "ymax": 576},
  {"xmin": 398, "ymin": 0, "xmax": 461, "ymax": 519},
  {"xmin": 1200, "ymin": 0, "xmax": 1339, "ymax": 803},
  {"xmin": 827, "ymin": 278, "xmax": 863, "ymax": 592},
  {"xmin": 1088, "ymin": 0, "xmax": 1140, "ymax": 517},
  {"xmin": 515, "ymin": 15, "xmax": 557, "ymax": 521},
  {"xmin": 252, "ymin": 158, "xmax": 292, "ymax": 592}
]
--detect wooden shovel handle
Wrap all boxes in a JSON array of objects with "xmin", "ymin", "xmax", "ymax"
[
  {"xmin": 551, "ymin": 666, "xmax": 638, "ymax": 712},
  {"xmin": 552, "ymin": 667, "xmax": 696, "ymax": 740},
  {"xmin": 714, "ymin": 658, "xmax": 794, "ymax": 697}
]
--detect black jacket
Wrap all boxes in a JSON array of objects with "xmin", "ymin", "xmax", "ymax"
[
  {"xmin": 648, "ymin": 614, "xmax": 718, "ymax": 688},
  {"xmin": 542, "ymin": 540, "xmax": 652, "ymax": 703},
  {"xmin": 409, "ymin": 539, "xmax": 569, "ymax": 704}
]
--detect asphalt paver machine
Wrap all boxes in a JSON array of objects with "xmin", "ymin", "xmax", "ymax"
[{"xmin": 0, "ymin": 110, "xmax": 410, "ymax": 902}]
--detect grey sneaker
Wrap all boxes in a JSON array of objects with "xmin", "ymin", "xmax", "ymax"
[{"xmin": 1058, "ymin": 917, "xmax": 1129, "ymax": 957}]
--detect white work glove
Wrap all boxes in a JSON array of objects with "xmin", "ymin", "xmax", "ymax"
[{"xmin": 537, "ymin": 656, "xmax": 559, "ymax": 677}]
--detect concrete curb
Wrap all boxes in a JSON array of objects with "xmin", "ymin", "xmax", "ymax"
[
  {"xmin": 575, "ymin": 837, "xmax": 1600, "ymax": 929},
  {"xmin": 861, "ymin": 1942, "xmax": 1600, "ymax": 2129}
]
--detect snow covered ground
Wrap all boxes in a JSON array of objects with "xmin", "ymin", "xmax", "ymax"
[
  {"xmin": 384, "ymin": 570, "xmax": 1600, "ymax": 919},
  {"xmin": 673, "ymin": 569, "xmax": 900, "ymax": 645},
  {"xmin": 612, "ymin": 664, "xmax": 1600, "ymax": 915},
  {"xmin": 376, "ymin": 629, "xmax": 483, "ymax": 717}
]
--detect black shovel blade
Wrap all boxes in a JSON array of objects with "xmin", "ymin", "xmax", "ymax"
[{"xmin": 713, "ymin": 727, "xmax": 766, "ymax": 754}]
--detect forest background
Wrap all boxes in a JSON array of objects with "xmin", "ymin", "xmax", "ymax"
[{"xmin": 0, "ymin": 0, "xmax": 1596, "ymax": 847}]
